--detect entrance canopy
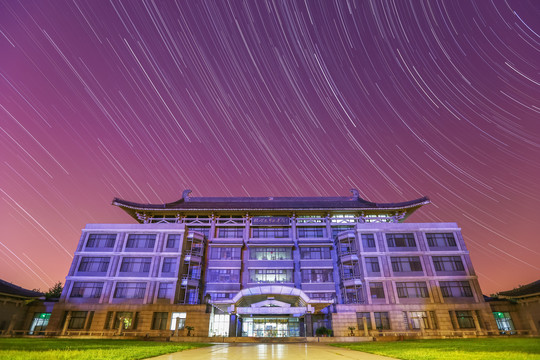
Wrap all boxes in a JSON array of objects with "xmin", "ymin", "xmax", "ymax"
[{"xmin": 210, "ymin": 285, "xmax": 333, "ymax": 314}]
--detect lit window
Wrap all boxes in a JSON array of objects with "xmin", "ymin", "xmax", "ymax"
[
  {"xmin": 170, "ymin": 312, "xmax": 186, "ymax": 330},
  {"xmin": 249, "ymin": 269, "xmax": 293, "ymax": 283},
  {"xmin": 249, "ymin": 247, "xmax": 292, "ymax": 260}
]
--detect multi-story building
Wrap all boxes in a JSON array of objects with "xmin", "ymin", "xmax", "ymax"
[{"xmin": 48, "ymin": 189, "xmax": 497, "ymax": 338}]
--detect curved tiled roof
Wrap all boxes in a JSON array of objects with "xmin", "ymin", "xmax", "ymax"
[
  {"xmin": 112, "ymin": 189, "xmax": 430, "ymax": 212},
  {"xmin": 497, "ymin": 280, "xmax": 540, "ymax": 298},
  {"xmin": 0, "ymin": 279, "xmax": 43, "ymax": 298}
]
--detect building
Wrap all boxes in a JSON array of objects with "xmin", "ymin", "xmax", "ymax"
[
  {"xmin": 48, "ymin": 189, "xmax": 497, "ymax": 338},
  {"xmin": 487, "ymin": 280, "xmax": 540, "ymax": 335},
  {"xmin": 0, "ymin": 279, "xmax": 55, "ymax": 336}
]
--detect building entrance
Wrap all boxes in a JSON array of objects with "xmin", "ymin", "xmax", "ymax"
[{"xmin": 242, "ymin": 317, "xmax": 300, "ymax": 337}]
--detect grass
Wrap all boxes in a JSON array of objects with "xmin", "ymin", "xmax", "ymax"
[
  {"xmin": 331, "ymin": 338, "xmax": 540, "ymax": 360},
  {"xmin": 0, "ymin": 338, "xmax": 211, "ymax": 360}
]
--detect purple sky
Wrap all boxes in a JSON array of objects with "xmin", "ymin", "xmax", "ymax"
[{"xmin": 1, "ymin": 0, "xmax": 539, "ymax": 294}]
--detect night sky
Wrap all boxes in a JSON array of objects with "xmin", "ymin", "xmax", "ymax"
[{"xmin": 1, "ymin": 0, "xmax": 539, "ymax": 295}]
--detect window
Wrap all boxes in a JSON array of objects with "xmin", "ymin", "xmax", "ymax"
[
  {"xmin": 426, "ymin": 233, "xmax": 456, "ymax": 248},
  {"xmin": 386, "ymin": 233, "xmax": 416, "ymax": 248},
  {"xmin": 207, "ymin": 269, "xmax": 240, "ymax": 283},
  {"xmin": 391, "ymin": 257, "xmax": 423, "ymax": 272},
  {"xmin": 252, "ymin": 227, "xmax": 289, "ymax": 238},
  {"xmin": 86, "ymin": 234, "xmax": 116, "ymax": 249},
  {"xmin": 341, "ymin": 264, "xmax": 360, "ymax": 279},
  {"xmin": 408, "ymin": 311, "xmax": 429, "ymax": 329},
  {"xmin": 300, "ymin": 247, "xmax": 331, "ymax": 259},
  {"xmin": 429, "ymin": 311, "xmax": 438, "ymax": 329},
  {"xmin": 119, "ymin": 257, "xmax": 151, "ymax": 274},
  {"xmin": 170, "ymin": 312, "xmax": 186, "ymax": 330},
  {"xmin": 374, "ymin": 312, "xmax": 390, "ymax": 330},
  {"xmin": 114, "ymin": 282, "xmax": 146, "ymax": 299},
  {"xmin": 249, "ymin": 247, "xmax": 292, "ymax": 260},
  {"xmin": 188, "ymin": 227, "xmax": 210, "ymax": 237},
  {"xmin": 68, "ymin": 311, "xmax": 88, "ymax": 329},
  {"xmin": 433, "ymin": 256, "xmax": 465, "ymax": 272},
  {"xmin": 162, "ymin": 258, "xmax": 177, "ymax": 273},
  {"xmin": 331, "ymin": 226, "xmax": 355, "ymax": 238},
  {"xmin": 356, "ymin": 312, "xmax": 372, "ymax": 330},
  {"xmin": 456, "ymin": 311, "xmax": 475, "ymax": 329},
  {"xmin": 126, "ymin": 234, "xmax": 156, "ymax": 249},
  {"xmin": 151, "ymin": 312, "xmax": 168, "ymax": 330},
  {"xmin": 440, "ymin": 281, "xmax": 473, "ymax": 297},
  {"xmin": 361, "ymin": 234, "xmax": 376, "ymax": 248},
  {"xmin": 166, "ymin": 234, "xmax": 181, "ymax": 249},
  {"xmin": 249, "ymin": 269, "xmax": 293, "ymax": 283},
  {"xmin": 297, "ymin": 227, "xmax": 325, "ymax": 238},
  {"xmin": 29, "ymin": 313, "xmax": 51, "ymax": 334},
  {"xmin": 210, "ymin": 293, "xmax": 234, "ymax": 300},
  {"xmin": 113, "ymin": 312, "xmax": 136, "ymax": 330},
  {"xmin": 307, "ymin": 292, "xmax": 334, "ymax": 300},
  {"xmin": 338, "ymin": 238, "xmax": 356, "ymax": 255},
  {"xmin": 344, "ymin": 286, "xmax": 363, "ymax": 303},
  {"xmin": 366, "ymin": 257, "xmax": 380, "ymax": 272},
  {"xmin": 396, "ymin": 282, "xmax": 429, "ymax": 298},
  {"xmin": 216, "ymin": 227, "xmax": 244, "ymax": 238},
  {"xmin": 301, "ymin": 269, "xmax": 333, "ymax": 283},
  {"xmin": 493, "ymin": 312, "xmax": 515, "ymax": 332},
  {"xmin": 209, "ymin": 247, "xmax": 241, "ymax": 260},
  {"xmin": 157, "ymin": 283, "xmax": 173, "ymax": 299},
  {"xmin": 370, "ymin": 282, "xmax": 385, "ymax": 299},
  {"xmin": 186, "ymin": 288, "xmax": 199, "ymax": 304},
  {"xmin": 78, "ymin": 257, "xmax": 110, "ymax": 273},
  {"xmin": 70, "ymin": 282, "xmax": 103, "ymax": 298}
]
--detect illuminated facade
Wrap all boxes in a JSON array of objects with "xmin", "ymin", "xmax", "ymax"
[{"xmin": 49, "ymin": 189, "xmax": 497, "ymax": 337}]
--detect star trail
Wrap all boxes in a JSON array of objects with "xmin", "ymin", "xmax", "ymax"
[{"xmin": 0, "ymin": 0, "xmax": 539, "ymax": 294}]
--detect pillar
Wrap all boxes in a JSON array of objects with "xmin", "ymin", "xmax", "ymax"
[
  {"xmin": 7, "ymin": 314, "xmax": 18, "ymax": 335},
  {"xmin": 117, "ymin": 316, "xmax": 124, "ymax": 335},
  {"xmin": 362, "ymin": 316, "xmax": 369, "ymax": 337},
  {"xmin": 305, "ymin": 314, "xmax": 313, "ymax": 337},
  {"xmin": 228, "ymin": 314, "xmax": 237, "ymax": 337},
  {"xmin": 472, "ymin": 311, "xmax": 482, "ymax": 332},
  {"xmin": 62, "ymin": 312, "xmax": 71, "ymax": 335},
  {"xmin": 174, "ymin": 317, "xmax": 181, "ymax": 336}
]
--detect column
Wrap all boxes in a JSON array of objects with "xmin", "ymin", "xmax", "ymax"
[
  {"xmin": 7, "ymin": 314, "xmax": 18, "ymax": 335},
  {"xmin": 173, "ymin": 317, "xmax": 181, "ymax": 336},
  {"xmin": 62, "ymin": 312, "xmax": 71, "ymax": 335},
  {"xmin": 229, "ymin": 315, "xmax": 237, "ymax": 338},
  {"xmin": 305, "ymin": 314, "xmax": 313, "ymax": 337},
  {"xmin": 362, "ymin": 316, "xmax": 369, "ymax": 337},
  {"xmin": 117, "ymin": 316, "xmax": 124, "ymax": 335},
  {"xmin": 472, "ymin": 311, "xmax": 482, "ymax": 332}
]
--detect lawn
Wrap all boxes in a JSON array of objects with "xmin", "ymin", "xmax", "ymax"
[
  {"xmin": 0, "ymin": 338, "xmax": 211, "ymax": 360},
  {"xmin": 331, "ymin": 338, "xmax": 540, "ymax": 360}
]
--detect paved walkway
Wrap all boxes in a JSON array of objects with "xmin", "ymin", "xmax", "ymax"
[{"xmin": 150, "ymin": 343, "xmax": 397, "ymax": 360}]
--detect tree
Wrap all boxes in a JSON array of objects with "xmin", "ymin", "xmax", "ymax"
[{"xmin": 45, "ymin": 281, "xmax": 63, "ymax": 299}]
